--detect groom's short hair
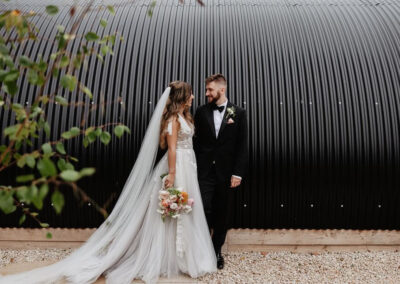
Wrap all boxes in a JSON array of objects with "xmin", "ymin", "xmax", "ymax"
[{"xmin": 205, "ymin": 73, "xmax": 227, "ymax": 87}]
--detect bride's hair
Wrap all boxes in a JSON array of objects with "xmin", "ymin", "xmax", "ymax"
[{"xmin": 159, "ymin": 81, "xmax": 194, "ymax": 149}]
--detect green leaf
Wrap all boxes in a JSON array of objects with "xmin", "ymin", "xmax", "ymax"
[
  {"xmin": 96, "ymin": 54, "xmax": 104, "ymax": 63},
  {"xmin": 80, "ymin": 167, "xmax": 95, "ymax": 177},
  {"xmin": 4, "ymin": 124, "xmax": 19, "ymax": 139},
  {"xmin": 83, "ymin": 136, "xmax": 89, "ymax": 148},
  {"xmin": 37, "ymin": 158, "xmax": 57, "ymax": 177},
  {"xmin": 57, "ymin": 159, "xmax": 66, "ymax": 171},
  {"xmin": 123, "ymin": 125, "xmax": 131, "ymax": 134},
  {"xmin": 69, "ymin": 156, "xmax": 79, "ymax": 162},
  {"xmin": 55, "ymin": 142, "xmax": 66, "ymax": 154},
  {"xmin": 107, "ymin": 5, "xmax": 115, "ymax": 15},
  {"xmin": 41, "ymin": 143, "xmax": 52, "ymax": 154},
  {"xmin": 11, "ymin": 103, "xmax": 23, "ymax": 110},
  {"xmin": 4, "ymin": 69, "xmax": 19, "ymax": 82},
  {"xmin": 46, "ymin": 232, "xmax": 52, "ymax": 239},
  {"xmin": 94, "ymin": 128, "xmax": 102, "ymax": 137},
  {"xmin": 101, "ymin": 45, "xmax": 109, "ymax": 56},
  {"xmin": 61, "ymin": 127, "xmax": 80, "ymax": 139},
  {"xmin": 81, "ymin": 85, "xmax": 92, "ymax": 99},
  {"xmin": 100, "ymin": 131, "xmax": 111, "ymax": 145},
  {"xmin": 38, "ymin": 60, "xmax": 47, "ymax": 73},
  {"xmin": 16, "ymin": 174, "xmax": 35, "ymax": 183},
  {"xmin": 19, "ymin": 214, "xmax": 26, "ymax": 225},
  {"xmin": 26, "ymin": 155, "xmax": 36, "ymax": 168},
  {"xmin": 15, "ymin": 186, "xmax": 29, "ymax": 203},
  {"xmin": 55, "ymin": 95, "xmax": 68, "ymax": 106},
  {"xmin": 40, "ymin": 222, "xmax": 49, "ymax": 228},
  {"xmin": 16, "ymin": 155, "xmax": 26, "ymax": 168},
  {"xmin": 84, "ymin": 126, "xmax": 95, "ymax": 136},
  {"xmin": 65, "ymin": 162, "xmax": 75, "ymax": 170},
  {"xmin": 0, "ymin": 70, "xmax": 8, "ymax": 82},
  {"xmin": 44, "ymin": 121, "xmax": 50, "ymax": 137},
  {"xmin": 60, "ymin": 169, "xmax": 80, "ymax": 182},
  {"xmin": 85, "ymin": 32, "xmax": 99, "ymax": 41},
  {"xmin": 27, "ymin": 69, "xmax": 39, "ymax": 85},
  {"xmin": 45, "ymin": 5, "xmax": 59, "ymax": 16},
  {"xmin": 32, "ymin": 183, "xmax": 47, "ymax": 210},
  {"xmin": 39, "ymin": 184, "xmax": 49, "ymax": 199},
  {"xmin": 0, "ymin": 191, "xmax": 16, "ymax": 214},
  {"xmin": 0, "ymin": 43, "xmax": 9, "ymax": 55},
  {"xmin": 114, "ymin": 125, "xmax": 124, "ymax": 138},
  {"xmin": 88, "ymin": 131, "xmax": 97, "ymax": 143},
  {"xmin": 52, "ymin": 68, "xmax": 59, "ymax": 78},
  {"xmin": 60, "ymin": 75, "xmax": 77, "ymax": 92},
  {"xmin": 59, "ymin": 55, "xmax": 69, "ymax": 68},
  {"xmin": 2, "ymin": 81, "xmax": 18, "ymax": 95},
  {"xmin": 51, "ymin": 190, "xmax": 64, "ymax": 214},
  {"xmin": 100, "ymin": 19, "xmax": 107, "ymax": 28},
  {"xmin": 70, "ymin": 127, "xmax": 80, "ymax": 136}
]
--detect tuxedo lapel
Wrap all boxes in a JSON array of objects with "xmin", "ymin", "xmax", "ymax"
[
  {"xmin": 217, "ymin": 101, "xmax": 233, "ymax": 139},
  {"xmin": 205, "ymin": 104, "xmax": 217, "ymax": 139}
]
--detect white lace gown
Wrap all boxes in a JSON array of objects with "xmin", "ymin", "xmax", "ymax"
[
  {"xmin": 103, "ymin": 114, "xmax": 217, "ymax": 283},
  {"xmin": 0, "ymin": 114, "xmax": 216, "ymax": 284}
]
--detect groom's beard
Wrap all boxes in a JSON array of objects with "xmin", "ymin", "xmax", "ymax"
[{"xmin": 208, "ymin": 91, "xmax": 222, "ymax": 104}]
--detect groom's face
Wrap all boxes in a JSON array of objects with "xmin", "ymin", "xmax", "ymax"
[{"xmin": 205, "ymin": 82, "xmax": 224, "ymax": 104}]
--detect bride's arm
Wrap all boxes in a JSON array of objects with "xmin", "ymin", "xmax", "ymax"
[{"xmin": 165, "ymin": 118, "xmax": 178, "ymax": 188}]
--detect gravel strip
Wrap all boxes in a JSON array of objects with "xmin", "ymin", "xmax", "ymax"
[
  {"xmin": 198, "ymin": 251, "xmax": 400, "ymax": 283},
  {"xmin": 1, "ymin": 249, "xmax": 400, "ymax": 283},
  {"xmin": 0, "ymin": 248, "xmax": 73, "ymax": 269}
]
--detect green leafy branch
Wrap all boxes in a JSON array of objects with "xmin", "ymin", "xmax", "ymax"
[{"xmin": 0, "ymin": 1, "xmax": 128, "ymax": 227}]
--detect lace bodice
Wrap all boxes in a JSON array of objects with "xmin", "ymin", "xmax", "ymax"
[{"xmin": 166, "ymin": 114, "xmax": 194, "ymax": 149}]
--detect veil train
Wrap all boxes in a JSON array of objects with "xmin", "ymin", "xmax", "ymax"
[{"xmin": 0, "ymin": 87, "xmax": 172, "ymax": 284}]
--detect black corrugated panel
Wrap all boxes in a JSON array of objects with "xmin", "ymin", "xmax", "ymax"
[{"xmin": 0, "ymin": 0, "xmax": 399, "ymax": 229}]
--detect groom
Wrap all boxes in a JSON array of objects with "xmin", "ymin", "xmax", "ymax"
[{"xmin": 193, "ymin": 73, "xmax": 248, "ymax": 269}]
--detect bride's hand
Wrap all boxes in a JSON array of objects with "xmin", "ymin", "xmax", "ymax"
[{"xmin": 164, "ymin": 173, "xmax": 175, "ymax": 188}]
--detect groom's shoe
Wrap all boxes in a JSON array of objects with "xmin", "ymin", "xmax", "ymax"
[{"xmin": 216, "ymin": 252, "xmax": 224, "ymax": 269}]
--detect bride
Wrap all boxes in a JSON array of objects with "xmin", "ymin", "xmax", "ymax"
[{"xmin": 0, "ymin": 81, "xmax": 217, "ymax": 283}]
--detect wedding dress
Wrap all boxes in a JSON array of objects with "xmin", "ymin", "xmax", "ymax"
[{"xmin": 0, "ymin": 87, "xmax": 217, "ymax": 284}]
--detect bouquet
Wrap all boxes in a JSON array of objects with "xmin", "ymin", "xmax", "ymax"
[{"xmin": 157, "ymin": 174, "xmax": 194, "ymax": 221}]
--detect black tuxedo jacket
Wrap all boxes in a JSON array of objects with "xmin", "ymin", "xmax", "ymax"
[{"xmin": 193, "ymin": 101, "xmax": 248, "ymax": 185}]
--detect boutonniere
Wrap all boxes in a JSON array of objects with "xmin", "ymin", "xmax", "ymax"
[{"xmin": 225, "ymin": 106, "xmax": 236, "ymax": 123}]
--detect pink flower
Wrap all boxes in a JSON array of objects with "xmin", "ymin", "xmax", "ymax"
[
  {"xmin": 227, "ymin": 118, "xmax": 234, "ymax": 124},
  {"xmin": 187, "ymin": 198, "xmax": 194, "ymax": 206}
]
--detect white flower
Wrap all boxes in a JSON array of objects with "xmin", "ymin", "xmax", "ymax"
[
  {"xmin": 184, "ymin": 205, "xmax": 192, "ymax": 213},
  {"xmin": 159, "ymin": 190, "xmax": 169, "ymax": 199},
  {"xmin": 170, "ymin": 203, "xmax": 178, "ymax": 210},
  {"xmin": 226, "ymin": 106, "xmax": 236, "ymax": 117},
  {"xmin": 170, "ymin": 195, "xmax": 177, "ymax": 202}
]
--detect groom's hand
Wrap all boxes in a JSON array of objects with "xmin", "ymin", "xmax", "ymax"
[{"xmin": 230, "ymin": 176, "xmax": 242, "ymax": 188}]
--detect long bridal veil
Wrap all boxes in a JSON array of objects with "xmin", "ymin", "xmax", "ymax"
[{"xmin": 0, "ymin": 87, "xmax": 172, "ymax": 284}]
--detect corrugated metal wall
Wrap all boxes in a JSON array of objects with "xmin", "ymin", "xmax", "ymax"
[{"xmin": 1, "ymin": 0, "xmax": 399, "ymax": 229}]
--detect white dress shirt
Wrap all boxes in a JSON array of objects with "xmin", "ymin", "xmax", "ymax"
[
  {"xmin": 213, "ymin": 100, "xmax": 242, "ymax": 181},
  {"xmin": 213, "ymin": 100, "xmax": 228, "ymax": 138}
]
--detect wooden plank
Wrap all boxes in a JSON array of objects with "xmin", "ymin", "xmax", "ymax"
[{"xmin": 1, "ymin": 229, "xmax": 400, "ymax": 250}]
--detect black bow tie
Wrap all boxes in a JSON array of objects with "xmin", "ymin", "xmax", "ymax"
[{"xmin": 212, "ymin": 104, "xmax": 225, "ymax": 112}]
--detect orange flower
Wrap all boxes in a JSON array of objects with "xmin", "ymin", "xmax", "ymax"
[
  {"xmin": 11, "ymin": 10, "xmax": 21, "ymax": 16},
  {"xmin": 181, "ymin": 192, "xmax": 188, "ymax": 203}
]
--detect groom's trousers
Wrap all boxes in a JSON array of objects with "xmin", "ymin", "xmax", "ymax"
[{"xmin": 199, "ymin": 163, "xmax": 235, "ymax": 254}]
